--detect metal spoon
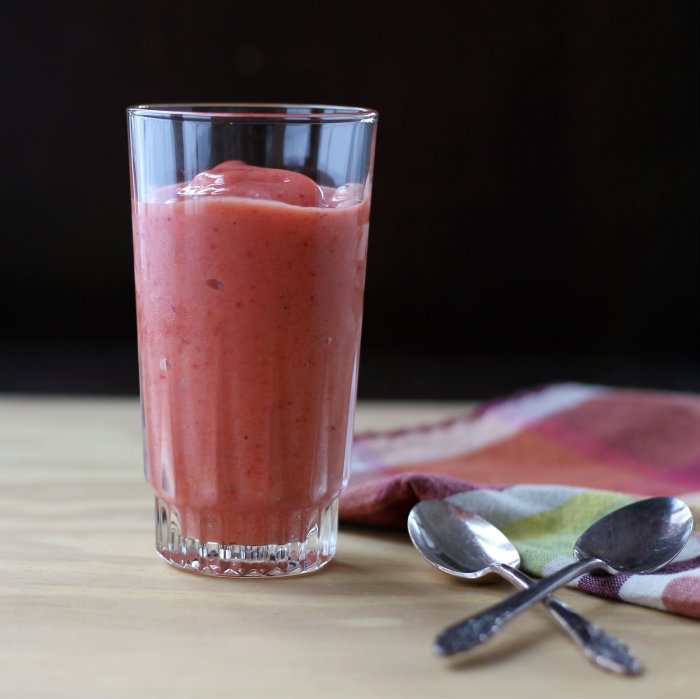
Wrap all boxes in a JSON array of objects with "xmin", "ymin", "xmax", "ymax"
[
  {"xmin": 408, "ymin": 499, "xmax": 641, "ymax": 674},
  {"xmin": 434, "ymin": 497, "xmax": 693, "ymax": 657}
]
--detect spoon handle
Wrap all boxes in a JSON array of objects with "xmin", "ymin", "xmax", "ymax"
[
  {"xmin": 434, "ymin": 557, "xmax": 601, "ymax": 656},
  {"xmin": 499, "ymin": 565, "xmax": 641, "ymax": 675}
]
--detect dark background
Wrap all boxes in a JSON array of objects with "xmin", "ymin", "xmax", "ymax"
[{"xmin": 1, "ymin": 1, "xmax": 697, "ymax": 400}]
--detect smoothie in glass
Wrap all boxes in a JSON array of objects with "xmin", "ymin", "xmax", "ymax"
[{"xmin": 132, "ymin": 158, "xmax": 370, "ymax": 575}]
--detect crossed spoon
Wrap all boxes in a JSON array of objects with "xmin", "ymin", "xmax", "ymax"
[{"xmin": 409, "ymin": 497, "xmax": 692, "ymax": 672}]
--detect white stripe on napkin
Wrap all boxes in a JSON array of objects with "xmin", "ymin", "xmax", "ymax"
[
  {"xmin": 446, "ymin": 484, "xmax": 584, "ymax": 528},
  {"xmin": 352, "ymin": 384, "xmax": 606, "ymax": 469}
]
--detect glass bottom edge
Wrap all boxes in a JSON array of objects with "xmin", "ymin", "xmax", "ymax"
[{"xmin": 154, "ymin": 497, "xmax": 338, "ymax": 578}]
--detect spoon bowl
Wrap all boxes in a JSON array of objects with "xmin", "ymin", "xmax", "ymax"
[
  {"xmin": 408, "ymin": 499, "xmax": 519, "ymax": 582},
  {"xmin": 574, "ymin": 496, "xmax": 693, "ymax": 574}
]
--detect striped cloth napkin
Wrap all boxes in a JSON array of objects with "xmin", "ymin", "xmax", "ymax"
[{"xmin": 340, "ymin": 383, "xmax": 700, "ymax": 618}]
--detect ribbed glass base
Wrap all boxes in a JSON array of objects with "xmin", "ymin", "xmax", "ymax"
[{"xmin": 154, "ymin": 497, "xmax": 338, "ymax": 577}]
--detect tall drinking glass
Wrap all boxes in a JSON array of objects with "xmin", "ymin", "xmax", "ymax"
[{"xmin": 127, "ymin": 104, "xmax": 378, "ymax": 577}]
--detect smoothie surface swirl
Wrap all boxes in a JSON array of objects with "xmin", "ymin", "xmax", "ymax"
[{"xmin": 154, "ymin": 160, "xmax": 363, "ymax": 209}]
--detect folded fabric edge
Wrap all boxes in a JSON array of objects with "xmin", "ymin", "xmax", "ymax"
[{"xmin": 338, "ymin": 472, "xmax": 506, "ymax": 529}]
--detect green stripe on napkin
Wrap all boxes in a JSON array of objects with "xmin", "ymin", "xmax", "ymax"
[{"xmin": 499, "ymin": 490, "xmax": 636, "ymax": 574}]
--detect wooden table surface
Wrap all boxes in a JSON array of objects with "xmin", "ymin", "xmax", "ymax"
[{"xmin": 0, "ymin": 395, "xmax": 698, "ymax": 699}]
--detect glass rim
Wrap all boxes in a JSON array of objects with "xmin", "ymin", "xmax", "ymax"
[{"xmin": 126, "ymin": 103, "xmax": 378, "ymax": 123}]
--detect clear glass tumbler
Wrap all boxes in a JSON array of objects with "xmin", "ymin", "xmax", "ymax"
[{"xmin": 127, "ymin": 104, "xmax": 378, "ymax": 577}]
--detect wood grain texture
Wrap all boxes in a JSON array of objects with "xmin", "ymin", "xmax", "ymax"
[{"xmin": 0, "ymin": 396, "xmax": 697, "ymax": 699}]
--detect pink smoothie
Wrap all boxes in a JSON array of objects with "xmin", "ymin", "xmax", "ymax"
[{"xmin": 132, "ymin": 161, "xmax": 370, "ymax": 546}]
